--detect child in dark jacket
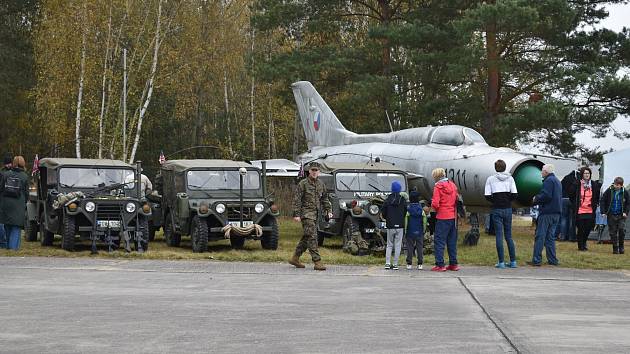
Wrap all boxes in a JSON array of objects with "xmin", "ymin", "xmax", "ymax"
[
  {"xmin": 405, "ymin": 191, "xmax": 426, "ymax": 270},
  {"xmin": 382, "ymin": 181, "xmax": 407, "ymax": 270}
]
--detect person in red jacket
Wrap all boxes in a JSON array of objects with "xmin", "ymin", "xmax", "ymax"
[{"xmin": 430, "ymin": 168, "xmax": 460, "ymax": 271}]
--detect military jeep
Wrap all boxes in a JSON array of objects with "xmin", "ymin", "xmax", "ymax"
[
  {"xmin": 159, "ymin": 159, "xmax": 280, "ymax": 252},
  {"xmin": 315, "ymin": 161, "xmax": 408, "ymax": 254},
  {"xmin": 27, "ymin": 158, "xmax": 152, "ymax": 253}
]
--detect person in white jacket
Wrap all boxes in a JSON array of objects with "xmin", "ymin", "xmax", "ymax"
[{"xmin": 484, "ymin": 159, "xmax": 518, "ymax": 269}]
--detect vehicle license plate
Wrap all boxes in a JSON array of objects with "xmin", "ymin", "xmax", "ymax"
[
  {"xmin": 228, "ymin": 221, "xmax": 253, "ymax": 227},
  {"xmin": 97, "ymin": 220, "xmax": 121, "ymax": 228}
]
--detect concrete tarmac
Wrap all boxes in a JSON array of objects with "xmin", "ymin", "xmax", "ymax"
[{"xmin": 1, "ymin": 257, "xmax": 629, "ymax": 353}]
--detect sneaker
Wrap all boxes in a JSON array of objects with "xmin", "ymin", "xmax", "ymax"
[
  {"xmin": 446, "ymin": 264, "xmax": 460, "ymax": 271},
  {"xmin": 431, "ymin": 265, "xmax": 447, "ymax": 272},
  {"xmin": 392, "ymin": 265, "xmax": 399, "ymax": 270},
  {"xmin": 418, "ymin": 264, "xmax": 423, "ymax": 270},
  {"xmin": 495, "ymin": 262, "xmax": 506, "ymax": 269},
  {"xmin": 406, "ymin": 264, "xmax": 412, "ymax": 270},
  {"xmin": 384, "ymin": 264, "xmax": 391, "ymax": 269},
  {"xmin": 526, "ymin": 261, "xmax": 541, "ymax": 267},
  {"xmin": 508, "ymin": 261, "xmax": 517, "ymax": 268}
]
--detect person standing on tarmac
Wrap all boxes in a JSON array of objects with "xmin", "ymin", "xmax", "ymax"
[{"xmin": 289, "ymin": 162, "xmax": 332, "ymax": 271}]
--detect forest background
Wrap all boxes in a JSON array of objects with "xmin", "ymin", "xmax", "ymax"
[{"xmin": 2, "ymin": 0, "xmax": 630, "ymax": 176}]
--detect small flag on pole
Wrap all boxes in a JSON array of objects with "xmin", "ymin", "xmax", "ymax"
[
  {"xmin": 298, "ymin": 160, "xmax": 304, "ymax": 178},
  {"xmin": 32, "ymin": 154, "xmax": 39, "ymax": 176},
  {"xmin": 158, "ymin": 150, "xmax": 166, "ymax": 165}
]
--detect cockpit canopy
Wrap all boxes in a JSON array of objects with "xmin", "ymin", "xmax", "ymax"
[{"xmin": 429, "ymin": 126, "xmax": 486, "ymax": 146}]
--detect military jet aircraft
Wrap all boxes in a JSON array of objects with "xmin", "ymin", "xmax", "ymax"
[{"xmin": 291, "ymin": 81, "xmax": 577, "ymax": 212}]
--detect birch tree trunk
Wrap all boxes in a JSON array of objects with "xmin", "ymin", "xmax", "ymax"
[
  {"xmin": 129, "ymin": 0, "xmax": 162, "ymax": 163},
  {"xmin": 75, "ymin": 2, "xmax": 87, "ymax": 158},
  {"xmin": 98, "ymin": 2, "xmax": 113, "ymax": 159},
  {"xmin": 224, "ymin": 68, "xmax": 234, "ymax": 156},
  {"xmin": 250, "ymin": 29, "xmax": 255, "ymax": 157}
]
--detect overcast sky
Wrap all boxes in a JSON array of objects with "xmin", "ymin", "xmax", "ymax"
[{"xmin": 521, "ymin": 3, "xmax": 630, "ymax": 155}]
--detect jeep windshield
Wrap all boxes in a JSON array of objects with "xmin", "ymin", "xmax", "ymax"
[
  {"xmin": 187, "ymin": 170, "xmax": 261, "ymax": 190},
  {"xmin": 335, "ymin": 172, "xmax": 406, "ymax": 192},
  {"xmin": 59, "ymin": 167, "xmax": 135, "ymax": 189}
]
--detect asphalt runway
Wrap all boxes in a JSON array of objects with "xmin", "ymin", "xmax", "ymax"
[{"xmin": 1, "ymin": 257, "xmax": 629, "ymax": 354}]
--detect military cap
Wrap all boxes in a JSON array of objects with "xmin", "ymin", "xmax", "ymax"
[{"xmin": 307, "ymin": 161, "xmax": 322, "ymax": 170}]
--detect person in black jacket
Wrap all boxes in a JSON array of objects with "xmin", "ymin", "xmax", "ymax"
[
  {"xmin": 600, "ymin": 177, "xmax": 630, "ymax": 254},
  {"xmin": 566, "ymin": 167, "xmax": 601, "ymax": 251},
  {"xmin": 381, "ymin": 181, "xmax": 407, "ymax": 270}
]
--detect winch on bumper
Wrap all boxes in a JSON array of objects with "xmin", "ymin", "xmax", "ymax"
[{"xmin": 204, "ymin": 202, "xmax": 278, "ymax": 239}]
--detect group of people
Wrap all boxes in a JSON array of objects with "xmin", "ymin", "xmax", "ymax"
[
  {"xmin": 0, "ymin": 154, "xmax": 29, "ymax": 251},
  {"xmin": 289, "ymin": 160, "xmax": 630, "ymax": 272}
]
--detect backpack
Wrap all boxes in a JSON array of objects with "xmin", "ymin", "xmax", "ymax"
[{"xmin": 3, "ymin": 174, "xmax": 22, "ymax": 198}]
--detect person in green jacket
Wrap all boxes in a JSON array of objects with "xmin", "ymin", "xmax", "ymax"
[{"xmin": 0, "ymin": 156, "xmax": 29, "ymax": 250}]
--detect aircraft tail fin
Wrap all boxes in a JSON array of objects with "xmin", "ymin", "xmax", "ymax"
[{"xmin": 291, "ymin": 81, "xmax": 354, "ymax": 148}]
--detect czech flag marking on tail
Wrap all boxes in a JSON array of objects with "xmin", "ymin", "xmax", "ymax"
[{"xmin": 313, "ymin": 112, "xmax": 321, "ymax": 131}]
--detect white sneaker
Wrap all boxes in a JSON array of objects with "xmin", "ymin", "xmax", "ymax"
[
  {"xmin": 384, "ymin": 264, "xmax": 391, "ymax": 269},
  {"xmin": 417, "ymin": 264, "xmax": 423, "ymax": 270},
  {"xmin": 406, "ymin": 264, "xmax": 412, "ymax": 270}
]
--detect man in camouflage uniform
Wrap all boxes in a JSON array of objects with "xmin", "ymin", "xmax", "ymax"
[{"xmin": 289, "ymin": 162, "xmax": 332, "ymax": 271}]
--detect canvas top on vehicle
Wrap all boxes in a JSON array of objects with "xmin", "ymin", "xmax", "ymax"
[
  {"xmin": 39, "ymin": 158, "xmax": 133, "ymax": 169},
  {"xmin": 161, "ymin": 159, "xmax": 253, "ymax": 172}
]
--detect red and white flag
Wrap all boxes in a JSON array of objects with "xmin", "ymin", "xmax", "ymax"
[{"xmin": 158, "ymin": 150, "xmax": 166, "ymax": 165}]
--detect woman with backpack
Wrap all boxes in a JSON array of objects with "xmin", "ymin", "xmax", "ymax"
[{"xmin": 0, "ymin": 156, "xmax": 29, "ymax": 250}]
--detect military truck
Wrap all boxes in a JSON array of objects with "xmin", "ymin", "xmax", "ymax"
[
  {"xmin": 314, "ymin": 161, "xmax": 409, "ymax": 254},
  {"xmin": 26, "ymin": 158, "xmax": 152, "ymax": 253},
  {"xmin": 159, "ymin": 159, "xmax": 279, "ymax": 252}
]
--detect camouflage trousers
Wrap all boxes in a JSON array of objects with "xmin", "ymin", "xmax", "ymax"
[{"xmin": 295, "ymin": 218, "xmax": 321, "ymax": 262}]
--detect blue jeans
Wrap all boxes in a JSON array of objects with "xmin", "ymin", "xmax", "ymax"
[
  {"xmin": 434, "ymin": 219, "xmax": 457, "ymax": 266},
  {"xmin": 532, "ymin": 214, "xmax": 559, "ymax": 265},
  {"xmin": 492, "ymin": 208, "xmax": 516, "ymax": 263},
  {"xmin": 0, "ymin": 223, "xmax": 6, "ymax": 248},
  {"xmin": 6, "ymin": 225, "xmax": 21, "ymax": 250}
]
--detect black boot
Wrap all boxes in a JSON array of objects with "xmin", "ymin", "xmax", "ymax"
[{"xmin": 613, "ymin": 246, "xmax": 619, "ymax": 254}]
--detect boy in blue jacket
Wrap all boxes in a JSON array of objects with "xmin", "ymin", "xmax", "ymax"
[{"xmin": 405, "ymin": 191, "xmax": 426, "ymax": 270}]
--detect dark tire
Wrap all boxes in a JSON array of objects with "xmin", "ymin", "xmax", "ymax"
[
  {"xmin": 148, "ymin": 222, "xmax": 156, "ymax": 241},
  {"xmin": 25, "ymin": 218, "xmax": 38, "ymax": 242},
  {"xmin": 261, "ymin": 217, "xmax": 279, "ymax": 250},
  {"xmin": 191, "ymin": 216, "xmax": 209, "ymax": 253},
  {"xmin": 230, "ymin": 234, "xmax": 245, "ymax": 249},
  {"xmin": 39, "ymin": 214, "xmax": 54, "ymax": 246},
  {"xmin": 137, "ymin": 216, "xmax": 149, "ymax": 252},
  {"xmin": 163, "ymin": 214, "xmax": 181, "ymax": 247},
  {"xmin": 342, "ymin": 216, "xmax": 354, "ymax": 249},
  {"xmin": 61, "ymin": 215, "xmax": 76, "ymax": 251}
]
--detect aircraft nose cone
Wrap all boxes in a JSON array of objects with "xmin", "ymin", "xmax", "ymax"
[{"xmin": 513, "ymin": 164, "xmax": 542, "ymax": 206}]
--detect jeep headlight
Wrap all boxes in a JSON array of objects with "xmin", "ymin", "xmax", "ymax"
[
  {"xmin": 254, "ymin": 203, "xmax": 264, "ymax": 213},
  {"xmin": 215, "ymin": 203, "xmax": 226, "ymax": 214},
  {"xmin": 125, "ymin": 202, "xmax": 136, "ymax": 213},
  {"xmin": 85, "ymin": 201, "xmax": 96, "ymax": 213},
  {"xmin": 368, "ymin": 205, "xmax": 379, "ymax": 215}
]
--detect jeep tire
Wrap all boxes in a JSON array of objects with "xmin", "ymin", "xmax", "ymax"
[
  {"xmin": 261, "ymin": 217, "xmax": 279, "ymax": 250},
  {"xmin": 39, "ymin": 213, "xmax": 54, "ymax": 246},
  {"xmin": 61, "ymin": 215, "xmax": 76, "ymax": 251},
  {"xmin": 25, "ymin": 217, "xmax": 38, "ymax": 242},
  {"xmin": 164, "ymin": 214, "xmax": 181, "ymax": 247},
  {"xmin": 317, "ymin": 232, "xmax": 326, "ymax": 246},
  {"xmin": 148, "ymin": 222, "xmax": 156, "ymax": 241},
  {"xmin": 191, "ymin": 216, "xmax": 208, "ymax": 253}
]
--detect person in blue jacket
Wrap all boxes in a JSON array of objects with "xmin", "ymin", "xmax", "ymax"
[
  {"xmin": 529, "ymin": 164, "xmax": 562, "ymax": 266},
  {"xmin": 405, "ymin": 191, "xmax": 426, "ymax": 270}
]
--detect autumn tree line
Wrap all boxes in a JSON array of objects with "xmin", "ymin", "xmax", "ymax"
[{"xmin": 2, "ymin": 0, "xmax": 630, "ymax": 174}]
